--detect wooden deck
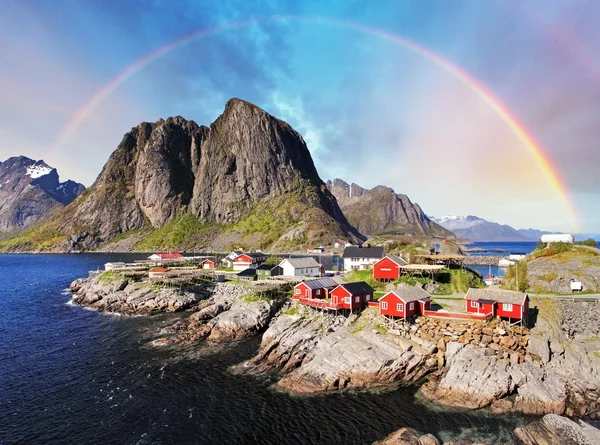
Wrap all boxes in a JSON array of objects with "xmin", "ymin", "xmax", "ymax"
[
  {"xmin": 422, "ymin": 309, "xmax": 491, "ymax": 321},
  {"xmin": 299, "ymin": 297, "xmax": 342, "ymax": 310}
]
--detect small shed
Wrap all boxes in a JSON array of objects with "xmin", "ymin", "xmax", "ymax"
[
  {"xmin": 237, "ymin": 268, "xmax": 257, "ymax": 282},
  {"xmin": 104, "ymin": 262, "xmax": 126, "ymax": 271},
  {"xmin": 199, "ymin": 259, "xmax": 216, "ymax": 269},
  {"xmin": 149, "ymin": 267, "xmax": 169, "ymax": 278},
  {"xmin": 373, "ymin": 254, "xmax": 407, "ymax": 282},
  {"xmin": 256, "ymin": 264, "xmax": 283, "ymax": 280},
  {"xmin": 330, "ymin": 281, "xmax": 375, "ymax": 310}
]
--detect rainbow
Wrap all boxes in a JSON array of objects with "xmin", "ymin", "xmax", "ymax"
[{"xmin": 48, "ymin": 15, "xmax": 580, "ymax": 229}]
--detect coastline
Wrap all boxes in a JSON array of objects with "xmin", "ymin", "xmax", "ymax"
[{"xmin": 68, "ymin": 273, "xmax": 600, "ymax": 425}]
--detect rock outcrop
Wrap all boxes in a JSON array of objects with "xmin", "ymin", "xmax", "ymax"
[
  {"xmin": 374, "ymin": 428, "xmax": 440, "ymax": 445},
  {"xmin": 326, "ymin": 178, "xmax": 450, "ymax": 237},
  {"xmin": 514, "ymin": 414, "xmax": 600, "ymax": 445},
  {"xmin": 69, "ymin": 276, "xmax": 207, "ymax": 315},
  {"xmin": 237, "ymin": 305, "xmax": 437, "ymax": 394},
  {"xmin": 0, "ymin": 156, "xmax": 85, "ymax": 233},
  {"xmin": 3, "ymin": 99, "xmax": 360, "ymax": 252},
  {"xmin": 421, "ymin": 297, "xmax": 600, "ymax": 418},
  {"xmin": 526, "ymin": 248, "xmax": 600, "ymax": 294}
]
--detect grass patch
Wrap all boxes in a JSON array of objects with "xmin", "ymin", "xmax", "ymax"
[
  {"xmin": 97, "ymin": 271, "xmax": 126, "ymax": 283},
  {"xmin": 537, "ymin": 272, "xmax": 558, "ymax": 283},
  {"xmin": 281, "ymin": 304, "xmax": 302, "ymax": 316},
  {"xmin": 134, "ymin": 215, "xmax": 221, "ymax": 251},
  {"xmin": 344, "ymin": 269, "xmax": 381, "ymax": 290},
  {"xmin": 239, "ymin": 291, "xmax": 273, "ymax": 303}
]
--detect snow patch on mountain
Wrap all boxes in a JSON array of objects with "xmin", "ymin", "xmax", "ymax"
[{"xmin": 25, "ymin": 164, "xmax": 52, "ymax": 179}]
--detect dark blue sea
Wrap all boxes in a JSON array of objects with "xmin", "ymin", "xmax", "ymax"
[{"xmin": 0, "ymin": 254, "xmax": 530, "ymax": 444}]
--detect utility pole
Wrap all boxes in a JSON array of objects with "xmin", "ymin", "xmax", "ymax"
[{"xmin": 516, "ymin": 262, "xmax": 519, "ymax": 292}]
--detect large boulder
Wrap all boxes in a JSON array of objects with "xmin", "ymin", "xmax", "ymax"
[{"xmin": 514, "ymin": 414, "xmax": 600, "ymax": 445}]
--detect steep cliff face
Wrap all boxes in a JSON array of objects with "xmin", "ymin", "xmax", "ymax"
[
  {"xmin": 0, "ymin": 156, "xmax": 85, "ymax": 233},
  {"xmin": 326, "ymin": 178, "xmax": 451, "ymax": 237},
  {"xmin": 15, "ymin": 99, "xmax": 359, "ymax": 251}
]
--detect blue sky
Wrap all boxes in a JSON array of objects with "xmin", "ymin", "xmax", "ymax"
[{"xmin": 1, "ymin": 0, "xmax": 599, "ymax": 232}]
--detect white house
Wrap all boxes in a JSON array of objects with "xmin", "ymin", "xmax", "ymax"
[
  {"xmin": 221, "ymin": 250, "xmax": 243, "ymax": 268},
  {"xmin": 279, "ymin": 257, "xmax": 321, "ymax": 277},
  {"xmin": 341, "ymin": 246, "xmax": 385, "ymax": 272},
  {"xmin": 104, "ymin": 262, "xmax": 126, "ymax": 271}
]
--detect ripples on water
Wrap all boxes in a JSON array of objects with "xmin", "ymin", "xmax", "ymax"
[{"xmin": 0, "ymin": 254, "xmax": 531, "ymax": 444}]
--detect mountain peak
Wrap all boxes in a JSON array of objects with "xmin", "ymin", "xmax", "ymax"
[
  {"xmin": 0, "ymin": 156, "xmax": 85, "ymax": 233},
  {"xmin": 18, "ymin": 99, "xmax": 359, "ymax": 251},
  {"xmin": 327, "ymin": 179, "xmax": 451, "ymax": 237}
]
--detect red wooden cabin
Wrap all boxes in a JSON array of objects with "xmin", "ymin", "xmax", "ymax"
[
  {"xmin": 294, "ymin": 277, "xmax": 339, "ymax": 301},
  {"xmin": 329, "ymin": 281, "xmax": 375, "ymax": 311},
  {"xmin": 464, "ymin": 288, "xmax": 529, "ymax": 322},
  {"xmin": 379, "ymin": 285, "xmax": 431, "ymax": 319},
  {"xmin": 373, "ymin": 255, "xmax": 408, "ymax": 282}
]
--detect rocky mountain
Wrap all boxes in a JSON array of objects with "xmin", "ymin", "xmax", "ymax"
[
  {"xmin": 433, "ymin": 215, "xmax": 549, "ymax": 242},
  {"xmin": 326, "ymin": 179, "xmax": 451, "ymax": 237},
  {"xmin": 2, "ymin": 99, "xmax": 361, "ymax": 252},
  {"xmin": 0, "ymin": 156, "xmax": 85, "ymax": 233}
]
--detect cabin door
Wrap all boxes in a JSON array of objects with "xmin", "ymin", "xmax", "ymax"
[{"xmin": 332, "ymin": 294, "xmax": 338, "ymax": 305}]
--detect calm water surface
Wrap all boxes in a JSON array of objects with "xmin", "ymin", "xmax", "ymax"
[{"xmin": 0, "ymin": 254, "xmax": 531, "ymax": 444}]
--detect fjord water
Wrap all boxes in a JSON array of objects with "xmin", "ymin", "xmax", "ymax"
[{"xmin": 0, "ymin": 254, "xmax": 529, "ymax": 444}]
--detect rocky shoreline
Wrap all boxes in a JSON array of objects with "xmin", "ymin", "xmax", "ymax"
[{"xmin": 69, "ymin": 274, "xmax": 600, "ymax": 443}]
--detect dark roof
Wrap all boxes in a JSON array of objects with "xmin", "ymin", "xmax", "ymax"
[
  {"xmin": 298, "ymin": 277, "xmax": 339, "ymax": 290},
  {"xmin": 338, "ymin": 281, "xmax": 375, "ymax": 294},
  {"xmin": 342, "ymin": 246, "xmax": 385, "ymax": 259},
  {"xmin": 386, "ymin": 254, "xmax": 408, "ymax": 266},
  {"xmin": 256, "ymin": 264, "xmax": 281, "ymax": 271},
  {"xmin": 246, "ymin": 252, "xmax": 267, "ymax": 259},
  {"xmin": 465, "ymin": 288, "xmax": 527, "ymax": 305},
  {"xmin": 383, "ymin": 284, "xmax": 431, "ymax": 303},
  {"xmin": 237, "ymin": 268, "xmax": 257, "ymax": 277}
]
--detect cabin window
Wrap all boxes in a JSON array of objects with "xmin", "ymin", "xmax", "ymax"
[
  {"xmin": 366, "ymin": 294, "xmax": 371, "ymax": 301},
  {"xmin": 316, "ymin": 289, "xmax": 321, "ymax": 296},
  {"xmin": 381, "ymin": 268, "xmax": 391, "ymax": 271},
  {"xmin": 381, "ymin": 302, "xmax": 388, "ymax": 310},
  {"xmin": 295, "ymin": 289, "xmax": 300, "ymax": 295},
  {"xmin": 355, "ymin": 296, "xmax": 360, "ymax": 303},
  {"xmin": 397, "ymin": 303, "xmax": 403, "ymax": 312},
  {"xmin": 409, "ymin": 302, "xmax": 414, "ymax": 310},
  {"xmin": 344, "ymin": 297, "xmax": 350, "ymax": 304},
  {"xmin": 470, "ymin": 301, "xmax": 478, "ymax": 308},
  {"xmin": 503, "ymin": 303, "xmax": 513, "ymax": 311}
]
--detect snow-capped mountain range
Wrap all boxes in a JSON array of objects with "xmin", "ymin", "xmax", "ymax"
[{"xmin": 431, "ymin": 215, "xmax": 550, "ymax": 242}]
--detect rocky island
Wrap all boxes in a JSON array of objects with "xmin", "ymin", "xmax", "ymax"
[{"xmin": 68, "ymin": 268, "xmax": 600, "ymax": 444}]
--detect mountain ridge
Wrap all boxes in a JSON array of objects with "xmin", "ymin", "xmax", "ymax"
[
  {"xmin": 326, "ymin": 178, "xmax": 451, "ymax": 238},
  {"xmin": 1, "ymin": 99, "xmax": 361, "ymax": 252},
  {"xmin": 432, "ymin": 214, "xmax": 550, "ymax": 241}
]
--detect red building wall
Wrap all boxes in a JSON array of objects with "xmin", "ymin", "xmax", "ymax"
[
  {"xmin": 293, "ymin": 283, "xmax": 329, "ymax": 300},
  {"xmin": 496, "ymin": 302, "xmax": 524, "ymax": 319},
  {"xmin": 465, "ymin": 299, "xmax": 494, "ymax": 315},
  {"xmin": 379, "ymin": 293, "xmax": 421, "ymax": 318},
  {"xmin": 373, "ymin": 257, "xmax": 401, "ymax": 281},
  {"xmin": 331, "ymin": 287, "xmax": 371, "ymax": 310}
]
